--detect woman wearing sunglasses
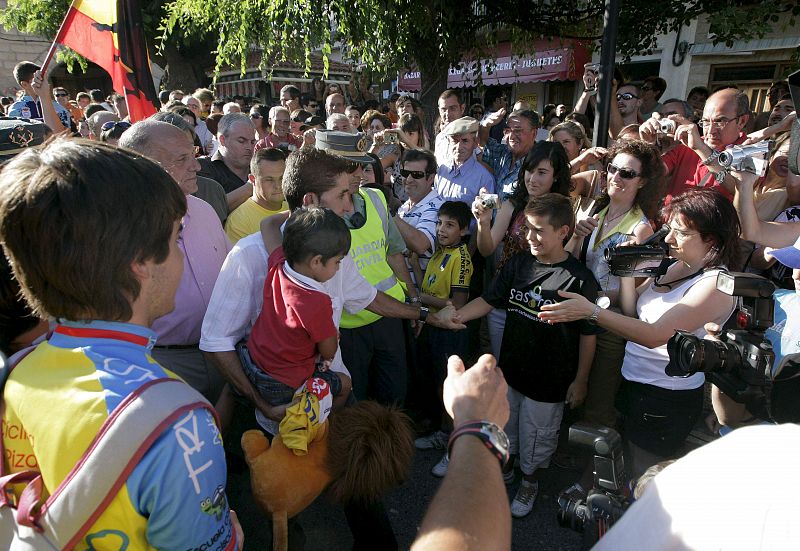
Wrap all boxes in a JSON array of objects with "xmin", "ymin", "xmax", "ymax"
[
  {"xmin": 472, "ymin": 141, "xmax": 572, "ymax": 357},
  {"xmin": 539, "ymin": 188, "xmax": 739, "ymax": 480},
  {"xmin": 563, "ymin": 140, "xmax": 661, "ymax": 432}
]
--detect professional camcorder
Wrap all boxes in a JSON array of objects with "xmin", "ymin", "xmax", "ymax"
[
  {"xmin": 666, "ymin": 271, "xmax": 778, "ymax": 418},
  {"xmin": 557, "ymin": 423, "xmax": 630, "ymax": 549},
  {"xmin": 604, "ymin": 225, "xmax": 672, "ymax": 277},
  {"xmin": 717, "ymin": 141, "xmax": 773, "ymax": 178}
]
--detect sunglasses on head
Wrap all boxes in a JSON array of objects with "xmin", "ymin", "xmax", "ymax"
[
  {"xmin": 606, "ymin": 163, "xmax": 640, "ymax": 179},
  {"xmin": 400, "ymin": 169, "xmax": 429, "ymax": 179},
  {"xmin": 100, "ymin": 120, "xmax": 132, "ymax": 132}
]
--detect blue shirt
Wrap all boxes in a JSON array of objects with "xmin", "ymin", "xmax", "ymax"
[
  {"xmin": 434, "ymin": 155, "xmax": 496, "ymax": 206},
  {"xmin": 2, "ymin": 319, "xmax": 236, "ymax": 551},
  {"xmin": 8, "ymin": 95, "xmax": 71, "ymax": 129},
  {"xmin": 482, "ymin": 137, "xmax": 524, "ymax": 199}
]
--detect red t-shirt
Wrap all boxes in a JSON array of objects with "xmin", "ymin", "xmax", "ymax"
[
  {"xmin": 247, "ymin": 247, "xmax": 337, "ymax": 389},
  {"xmin": 662, "ymin": 134, "xmax": 747, "ymax": 204}
]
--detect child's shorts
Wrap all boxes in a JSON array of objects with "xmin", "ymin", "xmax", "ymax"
[{"xmin": 236, "ymin": 342, "xmax": 343, "ymax": 406}]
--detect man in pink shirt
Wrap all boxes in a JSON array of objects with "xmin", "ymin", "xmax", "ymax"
[{"xmin": 120, "ymin": 120, "xmax": 232, "ymax": 402}]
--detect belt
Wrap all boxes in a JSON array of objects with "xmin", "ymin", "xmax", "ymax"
[{"xmin": 153, "ymin": 343, "xmax": 199, "ymax": 350}]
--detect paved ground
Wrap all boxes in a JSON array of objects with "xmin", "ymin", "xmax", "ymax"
[{"xmin": 228, "ymin": 440, "xmax": 586, "ymax": 551}]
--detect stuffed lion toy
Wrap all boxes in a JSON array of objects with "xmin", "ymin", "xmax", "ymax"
[{"xmin": 242, "ymin": 401, "xmax": 415, "ymax": 551}]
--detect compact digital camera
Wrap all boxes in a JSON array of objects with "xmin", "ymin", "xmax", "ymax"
[{"xmin": 479, "ymin": 193, "xmax": 499, "ymax": 209}]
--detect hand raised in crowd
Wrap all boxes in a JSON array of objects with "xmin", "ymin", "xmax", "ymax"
[
  {"xmin": 742, "ymin": 111, "xmax": 796, "ymax": 145},
  {"xmin": 572, "ymin": 146, "xmax": 607, "ymax": 167},
  {"xmin": 639, "ymin": 111, "xmax": 693, "ymax": 145},
  {"xmin": 537, "ymin": 290, "xmax": 595, "ymax": 324},
  {"xmin": 471, "ymin": 187, "xmax": 494, "ymax": 225},
  {"xmin": 674, "ymin": 118, "xmax": 705, "ymax": 151},
  {"xmin": 573, "ymin": 214, "xmax": 599, "ymax": 239},
  {"xmin": 303, "ymin": 128, "xmax": 316, "ymax": 146},
  {"xmin": 443, "ymin": 354, "xmax": 509, "ymax": 427},
  {"xmin": 482, "ymin": 107, "xmax": 506, "ymax": 127},
  {"xmin": 30, "ymin": 70, "xmax": 50, "ymax": 97}
]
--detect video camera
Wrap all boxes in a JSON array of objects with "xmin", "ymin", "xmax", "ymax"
[
  {"xmin": 666, "ymin": 271, "xmax": 777, "ymax": 418},
  {"xmin": 557, "ymin": 423, "xmax": 630, "ymax": 549},
  {"xmin": 604, "ymin": 225, "xmax": 672, "ymax": 277},
  {"xmin": 717, "ymin": 141, "xmax": 773, "ymax": 178}
]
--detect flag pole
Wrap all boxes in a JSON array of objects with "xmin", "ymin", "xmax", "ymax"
[{"xmin": 41, "ymin": 0, "xmax": 78, "ymax": 74}]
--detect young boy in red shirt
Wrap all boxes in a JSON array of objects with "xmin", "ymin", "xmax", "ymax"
[{"xmin": 243, "ymin": 207, "xmax": 353, "ymax": 411}]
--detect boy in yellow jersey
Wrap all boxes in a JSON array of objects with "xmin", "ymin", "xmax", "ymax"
[{"xmin": 414, "ymin": 201, "xmax": 473, "ymax": 475}]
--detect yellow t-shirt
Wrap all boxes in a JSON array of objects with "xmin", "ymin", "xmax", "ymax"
[
  {"xmin": 224, "ymin": 198, "xmax": 288, "ymax": 244},
  {"xmin": 422, "ymin": 243, "xmax": 473, "ymax": 312}
]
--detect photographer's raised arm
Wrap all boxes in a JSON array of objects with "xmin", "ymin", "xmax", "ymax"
[
  {"xmin": 733, "ymin": 170, "xmax": 800, "ymax": 247},
  {"xmin": 538, "ymin": 277, "xmax": 734, "ymax": 349}
]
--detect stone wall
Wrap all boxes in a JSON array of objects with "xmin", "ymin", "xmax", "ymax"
[{"xmin": 0, "ymin": 0, "xmax": 51, "ymax": 97}]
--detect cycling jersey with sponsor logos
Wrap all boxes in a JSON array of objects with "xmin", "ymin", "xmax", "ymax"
[{"xmin": 2, "ymin": 320, "xmax": 237, "ymax": 551}]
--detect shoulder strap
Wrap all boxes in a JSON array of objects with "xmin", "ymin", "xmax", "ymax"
[{"xmin": 3, "ymin": 374, "xmax": 214, "ymax": 549}]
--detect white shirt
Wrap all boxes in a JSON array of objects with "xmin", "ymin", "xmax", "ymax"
[
  {"xmin": 593, "ymin": 423, "xmax": 800, "ymax": 551},
  {"xmin": 200, "ymin": 232, "xmax": 377, "ymax": 353}
]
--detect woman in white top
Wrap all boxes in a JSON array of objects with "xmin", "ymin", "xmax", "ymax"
[{"xmin": 539, "ymin": 189, "xmax": 739, "ymax": 477}]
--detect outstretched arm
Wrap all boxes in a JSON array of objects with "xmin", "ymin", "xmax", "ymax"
[{"xmin": 412, "ymin": 355, "xmax": 511, "ymax": 551}]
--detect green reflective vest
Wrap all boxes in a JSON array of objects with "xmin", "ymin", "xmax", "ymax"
[{"xmin": 340, "ymin": 187, "xmax": 405, "ymax": 329}]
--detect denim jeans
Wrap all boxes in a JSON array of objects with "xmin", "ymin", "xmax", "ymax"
[{"xmin": 236, "ymin": 342, "xmax": 342, "ymax": 406}]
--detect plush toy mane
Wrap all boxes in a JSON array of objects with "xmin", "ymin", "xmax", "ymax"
[{"xmin": 326, "ymin": 401, "xmax": 414, "ymax": 504}]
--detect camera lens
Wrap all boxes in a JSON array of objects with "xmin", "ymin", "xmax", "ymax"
[
  {"xmin": 557, "ymin": 494, "xmax": 588, "ymax": 532},
  {"xmin": 666, "ymin": 330, "xmax": 740, "ymax": 377}
]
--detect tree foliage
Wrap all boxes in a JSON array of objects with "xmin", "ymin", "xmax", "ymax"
[
  {"xmin": 0, "ymin": 0, "xmax": 216, "ymax": 88},
  {"xmin": 2, "ymin": 0, "xmax": 798, "ymax": 90}
]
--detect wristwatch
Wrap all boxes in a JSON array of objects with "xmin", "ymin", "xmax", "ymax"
[
  {"xmin": 448, "ymin": 421, "xmax": 510, "ymax": 467},
  {"xmin": 588, "ymin": 296, "xmax": 610, "ymax": 324},
  {"xmin": 418, "ymin": 306, "xmax": 429, "ymax": 322},
  {"xmin": 701, "ymin": 150, "xmax": 721, "ymax": 167}
]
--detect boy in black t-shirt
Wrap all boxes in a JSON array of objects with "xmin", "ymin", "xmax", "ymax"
[{"xmin": 449, "ymin": 193, "xmax": 600, "ymax": 518}]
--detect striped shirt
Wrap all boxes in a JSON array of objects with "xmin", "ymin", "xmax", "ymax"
[{"xmin": 398, "ymin": 189, "xmax": 444, "ymax": 284}]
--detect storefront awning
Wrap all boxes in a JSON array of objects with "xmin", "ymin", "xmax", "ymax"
[
  {"xmin": 397, "ymin": 40, "xmax": 590, "ymax": 92},
  {"xmin": 690, "ymin": 36, "xmax": 800, "ymax": 56}
]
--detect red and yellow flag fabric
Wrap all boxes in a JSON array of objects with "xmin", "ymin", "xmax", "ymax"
[{"xmin": 54, "ymin": 0, "xmax": 158, "ymax": 121}]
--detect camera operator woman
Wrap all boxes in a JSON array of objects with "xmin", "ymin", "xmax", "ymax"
[
  {"xmin": 539, "ymin": 189, "xmax": 739, "ymax": 477},
  {"xmin": 566, "ymin": 140, "xmax": 662, "ymax": 428},
  {"xmin": 472, "ymin": 141, "xmax": 572, "ymax": 356}
]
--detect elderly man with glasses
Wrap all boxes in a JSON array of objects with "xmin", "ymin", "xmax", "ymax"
[
  {"xmin": 254, "ymin": 105, "xmax": 303, "ymax": 153},
  {"xmin": 640, "ymin": 87, "xmax": 751, "ymax": 203}
]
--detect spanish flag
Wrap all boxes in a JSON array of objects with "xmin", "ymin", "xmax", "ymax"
[{"xmin": 52, "ymin": 0, "xmax": 158, "ymax": 122}]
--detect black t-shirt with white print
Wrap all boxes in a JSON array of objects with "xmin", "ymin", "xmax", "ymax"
[{"xmin": 483, "ymin": 252, "xmax": 601, "ymax": 403}]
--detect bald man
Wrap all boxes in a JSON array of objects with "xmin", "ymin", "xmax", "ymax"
[
  {"xmin": 640, "ymin": 87, "xmax": 751, "ymax": 202},
  {"xmin": 119, "ymin": 121, "xmax": 231, "ymax": 403}
]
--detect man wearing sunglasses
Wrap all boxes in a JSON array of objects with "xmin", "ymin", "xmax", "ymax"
[
  {"xmin": 609, "ymin": 83, "xmax": 642, "ymax": 139},
  {"xmin": 396, "ymin": 149, "xmax": 445, "ymax": 285},
  {"xmin": 639, "ymin": 76, "xmax": 667, "ymax": 119},
  {"xmin": 53, "ymin": 87, "xmax": 83, "ymax": 126},
  {"xmin": 640, "ymin": 87, "xmax": 750, "ymax": 202}
]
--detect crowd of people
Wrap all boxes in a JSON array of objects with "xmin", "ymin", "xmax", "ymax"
[{"xmin": 2, "ymin": 56, "xmax": 800, "ymax": 550}]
